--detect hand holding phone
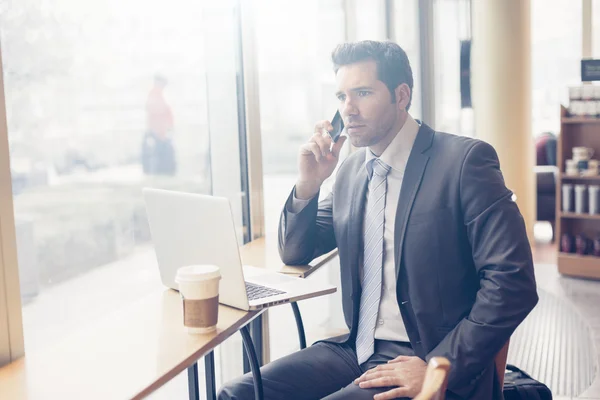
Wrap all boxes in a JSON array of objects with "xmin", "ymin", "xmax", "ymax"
[{"xmin": 295, "ymin": 113, "xmax": 347, "ymax": 199}]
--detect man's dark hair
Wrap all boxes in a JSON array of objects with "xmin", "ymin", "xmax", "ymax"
[{"xmin": 331, "ymin": 40, "xmax": 414, "ymax": 110}]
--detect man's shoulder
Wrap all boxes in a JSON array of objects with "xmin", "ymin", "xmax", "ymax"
[
  {"xmin": 431, "ymin": 130, "xmax": 484, "ymax": 155},
  {"xmin": 430, "ymin": 130, "xmax": 500, "ymax": 164},
  {"xmin": 335, "ymin": 130, "xmax": 498, "ymax": 174}
]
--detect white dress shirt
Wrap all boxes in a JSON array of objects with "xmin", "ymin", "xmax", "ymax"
[{"xmin": 290, "ymin": 115, "xmax": 420, "ymax": 343}]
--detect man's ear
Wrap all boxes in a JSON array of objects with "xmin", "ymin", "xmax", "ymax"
[{"xmin": 395, "ymin": 83, "xmax": 411, "ymax": 111}]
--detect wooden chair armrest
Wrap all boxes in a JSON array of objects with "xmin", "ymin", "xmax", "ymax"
[
  {"xmin": 414, "ymin": 339, "xmax": 509, "ymax": 400},
  {"xmin": 414, "ymin": 357, "xmax": 451, "ymax": 400}
]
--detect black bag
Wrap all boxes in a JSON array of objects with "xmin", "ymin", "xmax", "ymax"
[{"xmin": 503, "ymin": 364, "xmax": 552, "ymax": 400}]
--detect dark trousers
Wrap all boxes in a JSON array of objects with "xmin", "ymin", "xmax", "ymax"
[
  {"xmin": 141, "ymin": 132, "xmax": 176, "ymax": 176},
  {"xmin": 218, "ymin": 340, "xmax": 413, "ymax": 400}
]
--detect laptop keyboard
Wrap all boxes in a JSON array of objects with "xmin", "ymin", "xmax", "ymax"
[{"xmin": 245, "ymin": 282, "xmax": 286, "ymax": 301}]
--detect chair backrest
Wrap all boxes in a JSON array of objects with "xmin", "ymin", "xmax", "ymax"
[
  {"xmin": 414, "ymin": 357, "xmax": 451, "ymax": 400},
  {"xmin": 415, "ymin": 340, "xmax": 509, "ymax": 400}
]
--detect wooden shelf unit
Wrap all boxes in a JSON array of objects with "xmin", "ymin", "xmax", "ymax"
[
  {"xmin": 560, "ymin": 174, "xmax": 600, "ymax": 181},
  {"xmin": 556, "ymin": 106, "xmax": 600, "ymax": 279},
  {"xmin": 557, "ymin": 253, "xmax": 600, "ymax": 279},
  {"xmin": 561, "ymin": 117, "xmax": 600, "ymax": 124},
  {"xmin": 560, "ymin": 212, "xmax": 600, "ymax": 220}
]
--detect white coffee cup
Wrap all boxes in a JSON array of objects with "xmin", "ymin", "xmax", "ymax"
[
  {"xmin": 569, "ymin": 86, "xmax": 583, "ymax": 100},
  {"xmin": 175, "ymin": 265, "xmax": 221, "ymax": 334},
  {"xmin": 584, "ymin": 101, "xmax": 597, "ymax": 116},
  {"xmin": 582, "ymin": 85, "xmax": 595, "ymax": 100},
  {"xmin": 569, "ymin": 101, "xmax": 585, "ymax": 116},
  {"xmin": 588, "ymin": 159, "xmax": 599, "ymax": 175},
  {"xmin": 566, "ymin": 168, "xmax": 579, "ymax": 176},
  {"xmin": 573, "ymin": 146, "xmax": 594, "ymax": 161}
]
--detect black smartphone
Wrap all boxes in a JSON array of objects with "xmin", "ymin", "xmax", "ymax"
[{"xmin": 329, "ymin": 110, "xmax": 345, "ymax": 143}]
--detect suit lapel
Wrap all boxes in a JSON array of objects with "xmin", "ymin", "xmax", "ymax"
[
  {"xmin": 394, "ymin": 124, "xmax": 434, "ymax": 278},
  {"xmin": 346, "ymin": 159, "xmax": 369, "ymax": 297}
]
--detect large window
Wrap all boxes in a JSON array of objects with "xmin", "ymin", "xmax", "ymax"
[
  {"xmin": 254, "ymin": 0, "xmax": 349, "ymax": 361},
  {"xmin": 390, "ymin": 0, "xmax": 422, "ymax": 121},
  {"xmin": 595, "ymin": 0, "xmax": 600, "ymax": 58},
  {"xmin": 433, "ymin": 0, "xmax": 474, "ymax": 136},
  {"xmin": 1, "ymin": 0, "xmax": 248, "ymax": 395},
  {"xmin": 255, "ymin": 0, "xmax": 348, "ymax": 235},
  {"xmin": 531, "ymin": 0, "xmax": 582, "ymax": 136}
]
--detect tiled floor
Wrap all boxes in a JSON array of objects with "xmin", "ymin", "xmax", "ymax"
[
  {"xmin": 531, "ymin": 230, "xmax": 600, "ymax": 400},
  {"xmin": 507, "ymin": 283, "xmax": 597, "ymax": 397}
]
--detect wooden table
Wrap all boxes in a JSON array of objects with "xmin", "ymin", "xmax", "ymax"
[
  {"xmin": 0, "ymin": 238, "xmax": 339, "ymax": 400},
  {"xmin": 240, "ymin": 236, "xmax": 338, "ymax": 278},
  {"xmin": 0, "ymin": 289, "xmax": 262, "ymax": 399},
  {"xmin": 239, "ymin": 237, "xmax": 338, "ymax": 356}
]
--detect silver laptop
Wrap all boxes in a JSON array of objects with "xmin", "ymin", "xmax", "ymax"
[{"xmin": 143, "ymin": 188, "xmax": 336, "ymax": 311}]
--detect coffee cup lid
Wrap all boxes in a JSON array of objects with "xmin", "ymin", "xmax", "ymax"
[{"xmin": 175, "ymin": 265, "xmax": 221, "ymax": 282}]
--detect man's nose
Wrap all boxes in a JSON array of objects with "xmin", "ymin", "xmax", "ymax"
[{"xmin": 341, "ymin": 99, "xmax": 358, "ymax": 117}]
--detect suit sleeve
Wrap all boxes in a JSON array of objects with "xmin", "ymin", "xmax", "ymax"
[
  {"xmin": 426, "ymin": 141, "xmax": 538, "ymax": 396},
  {"xmin": 278, "ymin": 187, "xmax": 337, "ymax": 265}
]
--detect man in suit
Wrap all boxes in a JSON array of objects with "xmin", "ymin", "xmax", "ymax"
[{"xmin": 219, "ymin": 40, "xmax": 538, "ymax": 400}]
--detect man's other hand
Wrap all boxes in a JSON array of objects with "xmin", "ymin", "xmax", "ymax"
[{"xmin": 353, "ymin": 355, "xmax": 427, "ymax": 400}]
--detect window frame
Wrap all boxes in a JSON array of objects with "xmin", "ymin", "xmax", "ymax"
[
  {"xmin": 239, "ymin": 0, "xmax": 265, "ymax": 242},
  {"xmin": 0, "ymin": 46, "xmax": 25, "ymax": 366}
]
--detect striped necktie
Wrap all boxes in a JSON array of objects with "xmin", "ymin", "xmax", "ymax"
[{"xmin": 355, "ymin": 158, "xmax": 391, "ymax": 365}]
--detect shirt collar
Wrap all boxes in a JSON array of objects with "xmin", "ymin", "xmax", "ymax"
[{"xmin": 365, "ymin": 114, "xmax": 420, "ymax": 173}]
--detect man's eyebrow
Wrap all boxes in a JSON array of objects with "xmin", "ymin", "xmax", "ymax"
[
  {"xmin": 350, "ymin": 86, "xmax": 374, "ymax": 91},
  {"xmin": 335, "ymin": 86, "xmax": 375, "ymax": 96}
]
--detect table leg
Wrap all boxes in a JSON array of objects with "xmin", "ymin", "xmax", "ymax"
[
  {"xmin": 187, "ymin": 362, "xmax": 200, "ymax": 400},
  {"xmin": 240, "ymin": 325, "xmax": 264, "ymax": 400},
  {"xmin": 243, "ymin": 315, "xmax": 263, "ymax": 373},
  {"xmin": 204, "ymin": 351, "xmax": 217, "ymax": 400},
  {"xmin": 290, "ymin": 302, "xmax": 307, "ymax": 349},
  {"xmin": 251, "ymin": 315, "xmax": 263, "ymax": 364}
]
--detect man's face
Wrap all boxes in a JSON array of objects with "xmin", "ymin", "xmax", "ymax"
[{"xmin": 335, "ymin": 60, "xmax": 402, "ymax": 148}]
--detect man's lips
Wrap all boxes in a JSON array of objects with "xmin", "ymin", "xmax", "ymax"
[{"xmin": 347, "ymin": 124, "xmax": 365, "ymax": 132}]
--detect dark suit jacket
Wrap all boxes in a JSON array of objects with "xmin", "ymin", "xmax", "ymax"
[{"xmin": 278, "ymin": 123, "xmax": 538, "ymax": 399}]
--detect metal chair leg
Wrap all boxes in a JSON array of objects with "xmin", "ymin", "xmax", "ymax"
[
  {"xmin": 204, "ymin": 351, "xmax": 217, "ymax": 400},
  {"xmin": 187, "ymin": 362, "xmax": 200, "ymax": 400}
]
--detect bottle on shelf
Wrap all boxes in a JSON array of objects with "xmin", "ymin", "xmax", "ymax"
[
  {"xmin": 574, "ymin": 184, "xmax": 587, "ymax": 213},
  {"xmin": 562, "ymin": 183, "xmax": 573, "ymax": 212},
  {"xmin": 589, "ymin": 185, "xmax": 600, "ymax": 214}
]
